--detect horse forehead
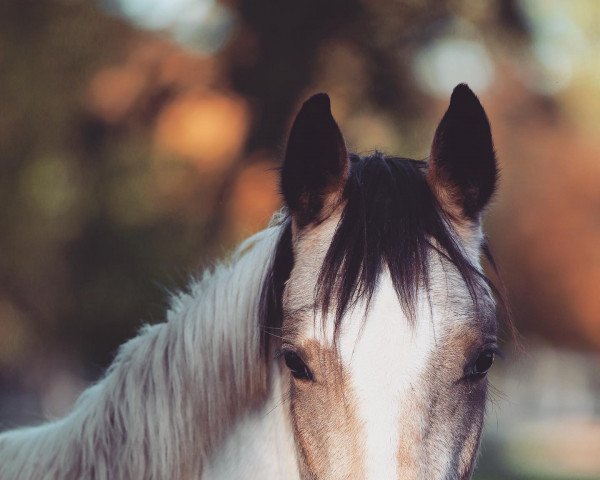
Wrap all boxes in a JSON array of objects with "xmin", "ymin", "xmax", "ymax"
[
  {"xmin": 297, "ymin": 255, "xmax": 481, "ymax": 349},
  {"xmin": 311, "ymin": 272, "xmax": 440, "ymax": 363},
  {"xmin": 287, "ymin": 205, "xmax": 492, "ymax": 346},
  {"xmin": 284, "ymin": 211, "xmax": 342, "ymax": 312}
]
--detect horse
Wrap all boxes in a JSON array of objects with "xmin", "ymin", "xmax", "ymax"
[{"xmin": 0, "ymin": 83, "xmax": 501, "ymax": 479}]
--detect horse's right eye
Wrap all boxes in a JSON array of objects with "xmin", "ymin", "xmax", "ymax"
[{"xmin": 283, "ymin": 351, "xmax": 313, "ymax": 381}]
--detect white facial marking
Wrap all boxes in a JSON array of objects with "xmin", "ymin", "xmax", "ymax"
[
  {"xmin": 303, "ymin": 269, "xmax": 439, "ymax": 479},
  {"xmin": 341, "ymin": 272, "xmax": 436, "ymax": 479}
]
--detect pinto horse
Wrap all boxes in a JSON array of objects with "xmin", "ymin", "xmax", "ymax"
[{"xmin": 0, "ymin": 84, "xmax": 501, "ymax": 479}]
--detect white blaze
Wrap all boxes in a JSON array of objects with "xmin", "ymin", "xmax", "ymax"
[{"xmin": 338, "ymin": 272, "xmax": 436, "ymax": 479}]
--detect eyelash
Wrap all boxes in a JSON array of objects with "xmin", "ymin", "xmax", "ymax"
[
  {"xmin": 276, "ymin": 347, "xmax": 314, "ymax": 381},
  {"xmin": 465, "ymin": 344, "xmax": 503, "ymax": 380}
]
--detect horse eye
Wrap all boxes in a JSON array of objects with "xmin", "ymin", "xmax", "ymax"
[
  {"xmin": 470, "ymin": 350, "xmax": 495, "ymax": 378},
  {"xmin": 283, "ymin": 351, "xmax": 313, "ymax": 381}
]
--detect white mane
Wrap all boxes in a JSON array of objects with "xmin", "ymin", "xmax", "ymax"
[{"xmin": 0, "ymin": 218, "xmax": 285, "ymax": 480}]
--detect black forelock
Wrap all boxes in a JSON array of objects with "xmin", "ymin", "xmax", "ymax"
[
  {"xmin": 317, "ymin": 152, "xmax": 488, "ymax": 332},
  {"xmin": 260, "ymin": 152, "xmax": 495, "ymax": 355}
]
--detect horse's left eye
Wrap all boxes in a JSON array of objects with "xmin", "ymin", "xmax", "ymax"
[
  {"xmin": 469, "ymin": 350, "xmax": 495, "ymax": 378},
  {"xmin": 283, "ymin": 351, "xmax": 313, "ymax": 381}
]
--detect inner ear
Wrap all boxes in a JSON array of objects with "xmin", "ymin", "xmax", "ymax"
[
  {"xmin": 281, "ymin": 93, "xmax": 349, "ymax": 226},
  {"xmin": 427, "ymin": 84, "xmax": 497, "ymax": 222}
]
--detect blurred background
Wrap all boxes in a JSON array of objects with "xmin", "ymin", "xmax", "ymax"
[{"xmin": 0, "ymin": 0, "xmax": 598, "ymax": 478}]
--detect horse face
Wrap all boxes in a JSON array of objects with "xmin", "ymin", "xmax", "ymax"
[
  {"xmin": 282, "ymin": 213, "xmax": 497, "ymax": 479},
  {"xmin": 279, "ymin": 86, "xmax": 498, "ymax": 479}
]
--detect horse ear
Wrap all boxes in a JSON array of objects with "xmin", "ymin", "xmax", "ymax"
[
  {"xmin": 281, "ymin": 93, "xmax": 349, "ymax": 225},
  {"xmin": 427, "ymin": 84, "xmax": 497, "ymax": 222}
]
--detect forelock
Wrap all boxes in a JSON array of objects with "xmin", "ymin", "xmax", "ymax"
[
  {"xmin": 316, "ymin": 153, "xmax": 491, "ymax": 336},
  {"xmin": 260, "ymin": 153, "xmax": 499, "ymax": 352}
]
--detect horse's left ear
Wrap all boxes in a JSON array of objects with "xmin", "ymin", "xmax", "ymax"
[
  {"xmin": 427, "ymin": 84, "xmax": 497, "ymax": 222},
  {"xmin": 281, "ymin": 93, "xmax": 349, "ymax": 226}
]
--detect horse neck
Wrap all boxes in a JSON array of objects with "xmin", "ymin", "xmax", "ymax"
[
  {"xmin": 202, "ymin": 363, "xmax": 300, "ymax": 479},
  {"xmin": 0, "ymin": 225, "xmax": 283, "ymax": 480}
]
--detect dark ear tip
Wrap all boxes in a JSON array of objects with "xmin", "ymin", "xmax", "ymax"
[
  {"xmin": 447, "ymin": 84, "xmax": 490, "ymax": 122},
  {"xmin": 302, "ymin": 93, "xmax": 331, "ymax": 112},
  {"xmin": 451, "ymin": 83, "xmax": 474, "ymax": 98},
  {"xmin": 450, "ymin": 83, "xmax": 482, "ymax": 108}
]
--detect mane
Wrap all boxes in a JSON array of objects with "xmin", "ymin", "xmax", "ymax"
[
  {"xmin": 0, "ymin": 224, "xmax": 284, "ymax": 480},
  {"xmin": 261, "ymin": 152, "xmax": 496, "ymax": 343}
]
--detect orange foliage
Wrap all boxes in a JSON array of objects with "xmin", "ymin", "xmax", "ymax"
[
  {"xmin": 484, "ymin": 81, "xmax": 600, "ymax": 349},
  {"xmin": 87, "ymin": 66, "xmax": 149, "ymax": 124},
  {"xmin": 154, "ymin": 91, "xmax": 249, "ymax": 172}
]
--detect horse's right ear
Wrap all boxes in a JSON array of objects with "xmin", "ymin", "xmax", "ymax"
[
  {"xmin": 281, "ymin": 93, "xmax": 349, "ymax": 226},
  {"xmin": 427, "ymin": 84, "xmax": 497, "ymax": 222}
]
